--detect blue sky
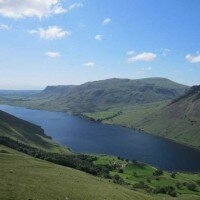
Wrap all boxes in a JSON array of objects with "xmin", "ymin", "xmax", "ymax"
[{"xmin": 0, "ymin": 0, "xmax": 200, "ymax": 89}]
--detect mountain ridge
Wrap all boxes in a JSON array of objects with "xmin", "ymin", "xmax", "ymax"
[{"xmin": 32, "ymin": 77, "xmax": 188, "ymax": 113}]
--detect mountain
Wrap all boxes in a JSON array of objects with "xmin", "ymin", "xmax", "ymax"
[
  {"xmin": 24, "ymin": 77, "xmax": 188, "ymax": 114},
  {"xmin": 0, "ymin": 110, "xmax": 67, "ymax": 153},
  {"xmin": 87, "ymin": 86, "xmax": 200, "ymax": 149},
  {"xmin": 139, "ymin": 85, "xmax": 200, "ymax": 148},
  {"xmin": 153, "ymin": 85, "xmax": 200, "ymax": 148}
]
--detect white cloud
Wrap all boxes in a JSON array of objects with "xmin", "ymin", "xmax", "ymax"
[
  {"xmin": 102, "ymin": 18, "xmax": 111, "ymax": 25},
  {"xmin": 28, "ymin": 26, "xmax": 71, "ymax": 40},
  {"xmin": 95, "ymin": 34, "xmax": 103, "ymax": 41},
  {"xmin": 185, "ymin": 53, "xmax": 200, "ymax": 63},
  {"xmin": 128, "ymin": 52, "xmax": 157, "ymax": 63},
  {"xmin": 84, "ymin": 62, "xmax": 95, "ymax": 67},
  {"xmin": 0, "ymin": 0, "xmax": 82, "ymax": 19},
  {"xmin": 54, "ymin": 2, "xmax": 82, "ymax": 14},
  {"xmin": 45, "ymin": 51, "xmax": 60, "ymax": 58},
  {"xmin": 0, "ymin": 23, "xmax": 11, "ymax": 30}
]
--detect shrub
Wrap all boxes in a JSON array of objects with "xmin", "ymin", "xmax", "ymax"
[
  {"xmin": 118, "ymin": 169, "xmax": 124, "ymax": 173},
  {"xmin": 133, "ymin": 181, "xmax": 147, "ymax": 189},
  {"xmin": 147, "ymin": 178, "xmax": 151, "ymax": 183},
  {"xmin": 154, "ymin": 186, "xmax": 177, "ymax": 197},
  {"xmin": 170, "ymin": 172, "xmax": 176, "ymax": 178},
  {"xmin": 133, "ymin": 172, "xmax": 138, "ymax": 177},
  {"xmin": 112, "ymin": 175, "xmax": 125, "ymax": 185},
  {"xmin": 196, "ymin": 180, "xmax": 200, "ymax": 186},
  {"xmin": 185, "ymin": 182, "xmax": 197, "ymax": 191},
  {"xmin": 153, "ymin": 169, "xmax": 163, "ymax": 176},
  {"xmin": 169, "ymin": 190, "xmax": 177, "ymax": 197}
]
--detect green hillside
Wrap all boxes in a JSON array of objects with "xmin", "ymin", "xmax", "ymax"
[
  {"xmin": 1, "ymin": 145, "xmax": 200, "ymax": 200},
  {"xmin": 0, "ymin": 77, "xmax": 188, "ymax": 114},
  {"xmin": 0, "ymin": 145, "xmax": 152, "ymax": 200},
  {"xmin": 84, "ymin": 86, "xmax": 200, "ymax": 149},
  {"xmin": 0, "ymin": 110, "xmax": 68, "ymax": 153}
]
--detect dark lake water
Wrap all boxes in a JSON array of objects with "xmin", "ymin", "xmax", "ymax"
[{"xmin": 1, "ymin": 104, "xmax": 200, "ymax": 172}]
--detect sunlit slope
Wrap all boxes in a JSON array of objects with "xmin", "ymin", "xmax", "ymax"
[
  {"xmin": 0, "ymin": 110, "xmax": 68, "ymax": 153},
  {"xmin": 0, "ymin": 145, "xmax": 157, "ymax": 200}
]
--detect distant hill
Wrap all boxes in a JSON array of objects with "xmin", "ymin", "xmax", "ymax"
[
  {"xmin": 26, "ymin": 77, "xmax": 188, "ymax": 114},
  {"xmin": 0, "ymin": 110, "xmax": 67, "ymax": 153},
  {"xmin": 0, "ymin": 90, "xmax": 40, "ymax": 95}
]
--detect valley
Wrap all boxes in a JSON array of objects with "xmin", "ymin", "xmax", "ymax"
[
  {"xmin": 0, "ymin": 78, "xmax": 200, "ymax": 200},
  {"xmin": 0, "ymin": 78, "xmax": 199, "ymax": 150}
]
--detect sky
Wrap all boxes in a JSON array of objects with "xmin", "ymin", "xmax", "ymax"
[{"xmin": 0, "ymin": 0, "xmax": 200, "ymax": 89}]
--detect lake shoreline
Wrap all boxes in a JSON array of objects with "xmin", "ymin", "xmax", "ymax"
[
  {"xmin": 81, "ymin": 113, "xmax": 200, "ymax": 153},
  {"xmin": 0, "ymin": 101, "xmax": 200, "ymax": 153},
  {"xmin": 1, "ymin": 104, "xmax": 200, "ymax": 172}
]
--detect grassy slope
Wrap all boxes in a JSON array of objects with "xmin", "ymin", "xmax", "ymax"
[
  {"xmin": 0, "ymin": 145, "xmax": 159, "ymax": 200},
  {"xmin": 84, "ymin": 97, "xmax": 200, "ymax": 149},
  {"xmin": 1, "ymin": 145, "xmax": 200, "ymax": 200},
  {"xmin": 0, "ymin": 110, "xmax": 68, "ymax": 153},
  {"xmin": 84, "ymin": 101, "xmax": 168, "ymax": 129}
]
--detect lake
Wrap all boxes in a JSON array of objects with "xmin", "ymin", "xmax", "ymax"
[{"xmin": 1, "ymin": 104, "xmax": 200, "ymax": 172}]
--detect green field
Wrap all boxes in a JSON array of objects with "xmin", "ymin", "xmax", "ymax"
[{"xmin": 94, "ymin": 155, "xmax": 200, "ymax": 198}]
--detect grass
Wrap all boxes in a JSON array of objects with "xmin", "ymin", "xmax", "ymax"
[{"xmin": 0, "ymin": 145, "xmax": 168, "ymax": 200}]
